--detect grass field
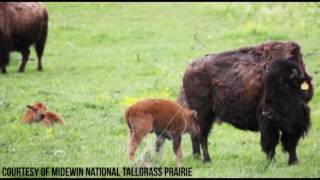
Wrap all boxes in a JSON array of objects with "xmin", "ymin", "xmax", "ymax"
[{"xmin": 0, "ymin": 2, "xmax": 320, "ymax": 178}]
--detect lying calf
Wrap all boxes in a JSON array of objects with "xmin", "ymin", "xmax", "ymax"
[
  {"xmin": 124, "ymin": 99, "xmax": 200, "ymax": 166},
  {"xmin": 22, "ymin": 102, "xmax": 64, "ymax": 127}
]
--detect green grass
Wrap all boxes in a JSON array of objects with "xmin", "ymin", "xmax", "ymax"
[{"xmin": 1, "ymin": 2, "xmax": 320, "ymax": 178}]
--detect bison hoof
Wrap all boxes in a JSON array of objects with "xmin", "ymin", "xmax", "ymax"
[
  {"xmin": 193, "ymin": 153, "xmax": 201, "ymax": 160},
  {"xmin": 267, "ymin": 157, "xmax": 276, "ymax": 164},
  {"xmin": 203, "ymin": 158, "xmax": 212, "ymax": 163},
  {"xmin": 288, "ymin": 159, "xmax": 299, "ymax": 166}
]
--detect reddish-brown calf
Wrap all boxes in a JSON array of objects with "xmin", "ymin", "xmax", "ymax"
[
  {"xmin": 124, "ymin": 99, "xmax": 200, "ymax": 166},
  {"xmin": 22, "ymin": 102, "xmax": 64, "ymax": 127}
]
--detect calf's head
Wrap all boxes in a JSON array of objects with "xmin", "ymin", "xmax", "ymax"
[{"xmin": 27, "ymin": 102, "xmax": 47, "ymax": 122}]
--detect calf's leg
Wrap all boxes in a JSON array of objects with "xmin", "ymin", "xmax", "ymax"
[
  {"xmin": 172, "ymin": 135, "xmax": 182, "ymax": 167},
  {"xmin": 155, "ymin": 134, "xmax": 165, "ymax": 154},
  {"xmin": 128, "ymin": 131, "xmax": 146, "ymax": 162},
  {"xmin": 127, "ymin": 115, "xmax": 153, "ymax": 163}
]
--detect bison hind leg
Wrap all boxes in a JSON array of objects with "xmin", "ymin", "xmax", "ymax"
[
  {"xmin": 172, "ymin": 135, "xmax": 183, "ymax": 167},
  {"xmin": 35, "ymin": 25, "xmax": 48, "ymax": 71}
]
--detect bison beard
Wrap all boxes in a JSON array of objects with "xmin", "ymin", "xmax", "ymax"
[
  {"xmin": 179, "ymin": 41, "xmax": 312, "ymax": 165},
  {"xmin": 0, "ymin": 2, "xmax": 48, "ymax": 74}
]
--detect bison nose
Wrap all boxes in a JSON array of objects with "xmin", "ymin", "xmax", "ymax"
[{"xmin": 262, "ymin": 110, "xmax": 273, "ymax": 119}]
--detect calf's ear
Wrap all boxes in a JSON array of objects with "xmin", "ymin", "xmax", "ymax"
[
  {"xmin": 191, "ymin": 110, "xmax": 198, "ymax": 117},
  {"xmin": 27, "ymin": 105, "xmax": 36, "ymax": 111}
]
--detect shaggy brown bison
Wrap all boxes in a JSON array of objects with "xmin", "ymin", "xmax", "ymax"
[
  {"xmin": 178, "ymin": 41, "xmax": 313, "ymax": 165},
  {"xmin": 125, "ymin": 99, "xmax": 201, "ymax": 166},
  {"xmin": 23, "ymin": 102, "xmax": 64, "ymax": 127},
  {"xmin": 0, "ymin": 2, "xmax": 48, "ymax": 74},
  {"xmin": 258, "ymin": 59, "xmax": 310, "ymax": 165}
]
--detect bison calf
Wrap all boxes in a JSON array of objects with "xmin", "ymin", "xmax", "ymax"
[
  {"xmin": 124, "ymin": 99, "xmax": 200, "ymax": 166},
  {"xmin": 22, "ymin": 102, "xmax": 64, "ymax": 127}
]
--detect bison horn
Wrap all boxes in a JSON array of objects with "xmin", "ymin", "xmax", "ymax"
[{"xmin": 290, "ymin": 68, "xmax": 298, "ymax": 79}]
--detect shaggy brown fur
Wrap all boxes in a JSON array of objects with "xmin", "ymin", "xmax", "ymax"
[
  {"xmin": 22, "ymin": 102, "xmax": 64, "ymax": 127},
  {"xmin": 258, "ymin": 60, "xmax": 310, "ymax": 165},
  {"xmin": 124, "ymin": 99, "xmax": 200, "ymax": 166},
  {"xmin": 0, "ymin": 2, "xmax": 48, "ymax": 74},
  {"xmin": 178, "ymin": 41, "xmax": 313, "ymax": 165}
]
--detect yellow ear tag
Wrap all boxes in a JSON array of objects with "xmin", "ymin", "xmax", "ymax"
[{"xmin": 301, "ymin": 81, "xmax": 309, "ymax": 90}]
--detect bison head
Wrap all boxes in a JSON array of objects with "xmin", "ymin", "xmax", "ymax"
[{"xmin": 260, "ymin": 59, "xmax": 311, "ymax": 134}]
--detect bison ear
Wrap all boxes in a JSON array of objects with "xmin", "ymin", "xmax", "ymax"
[
  {"xmin": 27, "ymin": 105, "xmax": 36, "ymax": 111},
  {"xmin": 290, "ymin": 68, "xmax": 299, "ymax": 79}
]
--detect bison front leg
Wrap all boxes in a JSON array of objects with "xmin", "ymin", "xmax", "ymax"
[
  {"xmin": 18, "ymin": 49, "xmax": 30, "ymax": 73},
  {"xmin": 0, "ymin": 53, "xmax": 9, "ymax": 74},
  {"xmin": 281, "ymin": 133, "xmax": 300, "ymax": 165},
  {"xmin": 0, "ymin": 66, "xmax": 7, "ymax": 74},
  {"xmin": 190, "ymin": 134, "xmax": 201, "ymax": 159},
  {"xmin": 260, "ymin": 127, "xmax": 279, "ymax": 163}
]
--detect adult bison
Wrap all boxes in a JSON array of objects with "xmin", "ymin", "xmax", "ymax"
[
  {"xmin": 177, "ymin": 41, "xmax": 313, "ymax": 165},
  {"xmin": 0, "ymin": 2, "xmax": 48, "ymax": 74}
]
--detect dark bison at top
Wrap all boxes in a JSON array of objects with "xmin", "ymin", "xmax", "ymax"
[
  {"xmin": 0, "ymin": 2, "xmax": 48, "ymax": 74},
  {"xmin": 178, "ymin": 41, "xmax": 313, "ymax": 165}
]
